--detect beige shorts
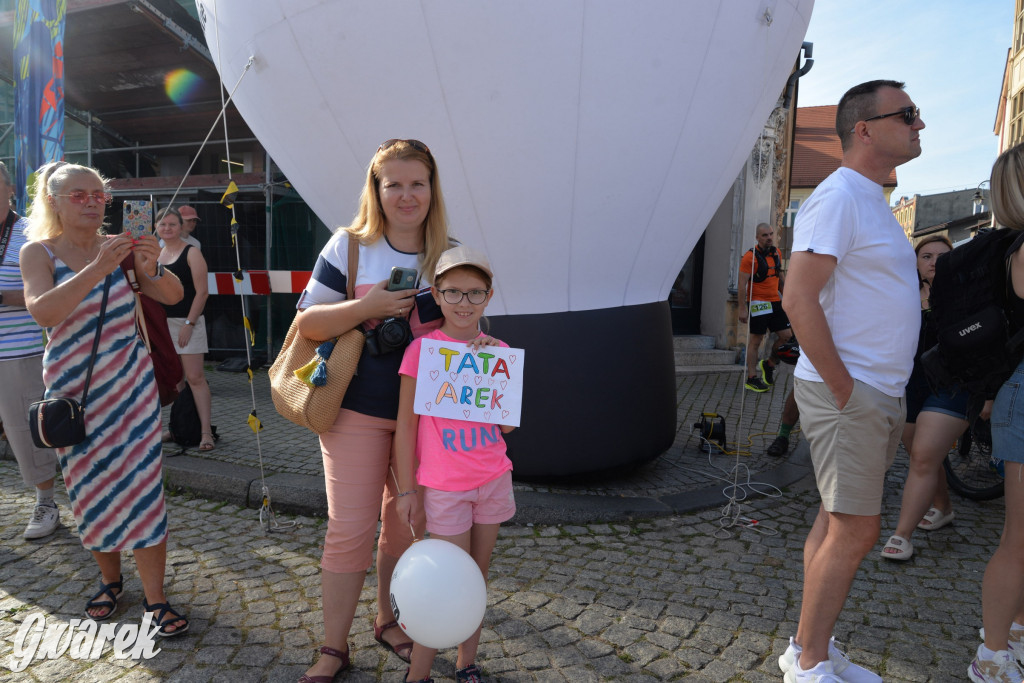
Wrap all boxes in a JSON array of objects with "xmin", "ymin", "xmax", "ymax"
[
  {"xmin": 167, "ymin": 315, "xmax": 209, "ymax": 355},
  {"xmin": 794, "ymin": 377, "xmax": 905, "ymax": 516}
]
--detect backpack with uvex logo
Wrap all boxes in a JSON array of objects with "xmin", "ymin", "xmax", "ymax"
[
  {"xmin": 922, "ymin": 227, "xmax": 1024, "ymax": 403},
  {"xmin": 748, "ymin": 246, "xmax": 781, "ymax": 283}
]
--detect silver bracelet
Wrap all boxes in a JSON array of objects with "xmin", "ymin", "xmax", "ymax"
[{"xmin": 396, "ymin": 489, "xmax": 418, "ymax": 498}]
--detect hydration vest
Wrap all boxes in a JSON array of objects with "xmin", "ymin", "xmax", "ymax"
[{"xmin": 749, "ymin": 246, "xmax": 781, "ymax": 283}]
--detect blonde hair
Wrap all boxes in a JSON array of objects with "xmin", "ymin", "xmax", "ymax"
[
  {"xmin": 991, "ymin": 142, "xmax": 1024, "ymax": 232},
  {"xmin": 25, "ymin": 162, "xmax": 108, "ymax": 241},
  {"xmin": 343, "ymin": 140, "xmax": 451, "ymax": 283}
]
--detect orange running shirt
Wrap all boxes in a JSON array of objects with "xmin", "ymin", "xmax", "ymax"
[{"xmin": 739, "ymin": 248, "xmax": 782, "ymax": 302}]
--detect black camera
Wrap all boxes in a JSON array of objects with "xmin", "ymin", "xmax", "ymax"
[{"xmin": 364, "ymin": 317, "xmax": 413, "ymax": 356}]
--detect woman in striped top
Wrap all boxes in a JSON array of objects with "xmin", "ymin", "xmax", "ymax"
[{"xmin": 0, "ymin": 160, "xmax": 60, "ymax": 540}]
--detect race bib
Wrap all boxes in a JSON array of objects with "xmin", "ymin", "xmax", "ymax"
[{"xmin": 749, "ymin": 301, "xmax": 772, "ymax": 316}]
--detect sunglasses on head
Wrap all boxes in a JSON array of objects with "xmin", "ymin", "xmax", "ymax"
[
  {"xmin": 377, "ymin": 138, "xmax": 431, "ymax": 155},
  {"xmin": 53, "ymin": 190, "xmax": 112, "ymax": 206},
  {"xmin": 859, "ymin": 105, "xmax": 920, "ymax": 127}
]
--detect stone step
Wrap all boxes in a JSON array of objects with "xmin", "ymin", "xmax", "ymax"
[
  {"xmin": 674, "ymin": 348, "xmax": 738, "ymax": 366},
  {"xmin": 673, "ymin": 335, "xmax": 716, "ymax": 350},
  {"xmin": 675, "ymin": 364, "xmax": 746, "ymax": 377}
]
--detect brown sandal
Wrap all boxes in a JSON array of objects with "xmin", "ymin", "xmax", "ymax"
[
  {"xmin": 198, "ymin": 432, "xmax": 216, "ymax": 451},
  {"xmin": 298, "ymin": 645, "xmax": 350, "ymax": 682},
  {"xmin": 374, "ymin": 618, "xmax": 413, "ymax": 662}
]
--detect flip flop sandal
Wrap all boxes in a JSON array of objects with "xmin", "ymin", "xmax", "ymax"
[
  {"xmin": 143, "ymin": 598, "xmax": 190, "ymax": 637},
  {"xmin": 917, "ymin": 506, "xmax": 955, "ymax": 531},
  {"xmin": 880, "ymin": 534, "xmax": 914, "ymax": 561},
  {"xmin": 85, "ymin": 574, "xmax": 123, "ymax": 620},
  {"xmin": 374, "ymin": 619, "xmax": 413, "ymax": 662}
]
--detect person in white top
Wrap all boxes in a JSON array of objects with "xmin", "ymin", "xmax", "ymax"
[{"xmin": 779, "ymin": 80, "xmax": 924, "ymax": 683}]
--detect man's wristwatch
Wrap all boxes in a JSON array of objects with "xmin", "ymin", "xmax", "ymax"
[
  {"xmin": 184, "ymin": 319, "xmax": 194, "ymax": 326},
  {"xmin": 146, "ymin": 263, "xmax": 165, "ymax": 281}
]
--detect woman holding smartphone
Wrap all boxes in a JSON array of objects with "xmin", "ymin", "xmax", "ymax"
[
  {"xmin": 20, "ymin": 161, "xmax": 188, "ymax": 634},
  {"xmin": 156, "ymin": 207, "xmax": 214, "ymax": 451},
  {"xmin": 295, "ymin": 139, "xmax": 453, "ymax": 682}
]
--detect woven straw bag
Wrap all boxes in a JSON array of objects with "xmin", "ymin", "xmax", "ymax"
[
  {"xmin": 269, "ymin": 321, "xmax": 364, "ymax": 433},
  {"xmin": 269, "ymin": 237, "xmax": 364, "ymax": 434}
]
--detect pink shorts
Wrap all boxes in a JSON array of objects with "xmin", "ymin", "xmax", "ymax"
[{"xmin": 423, "ymin": 471, "xmax": 516, "ymax": 536}]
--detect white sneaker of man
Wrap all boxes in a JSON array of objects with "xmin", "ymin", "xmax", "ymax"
[
  {"xmin": 23, "ymin": 503, "xmax": 59, "ymax": 539},
  {"xmin": 779, "ymin": 637, "xmax": 882, "ymax": 683}
]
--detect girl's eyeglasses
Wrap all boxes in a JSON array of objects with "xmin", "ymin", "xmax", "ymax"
[
  {"xmin": 53, "ymin": 191, "xmax": 112, "ymax": 206},
  {"xmin": 437, "ymin": 288, "xmax": 490, "ymax": 305}
]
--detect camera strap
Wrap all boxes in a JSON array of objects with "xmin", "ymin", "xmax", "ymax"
[{"xmin": 0, "ymin": 210, "xmax": 17, "ymax": 265}]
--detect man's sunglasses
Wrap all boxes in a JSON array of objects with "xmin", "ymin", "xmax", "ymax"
[
  {"xmin": 377, "ymin": 138, "xmax": 431, "ymax": 155},
  {"xmin": 861, "ymin": 106, "xmax": 920, "ymax": 127}
]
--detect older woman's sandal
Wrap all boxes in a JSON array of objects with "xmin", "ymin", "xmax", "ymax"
[
  {"xmin": 374, "ymin": 619, "xmax": 414, "ymax": 662},
  {"xmin": 84, "ymin": 574, "xmax": 123, "ymax": 620},
  {"xmin": 142, "ymin": 598, "xmax": 190, "ymax": 637}
]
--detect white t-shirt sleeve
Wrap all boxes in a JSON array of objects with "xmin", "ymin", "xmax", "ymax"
[{"xmin": 792, "ymin": 184, "xmax": 857, "ymax": 260}]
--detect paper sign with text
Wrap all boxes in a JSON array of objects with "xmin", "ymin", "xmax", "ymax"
[{"xmin": 413, "ymin": 338, "xmax": 524, "ymax": 427}]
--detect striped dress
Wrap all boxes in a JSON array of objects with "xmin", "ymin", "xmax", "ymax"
[{"xmin": 42, "ymin": 256, "xmax": 167, "ymax": 551}]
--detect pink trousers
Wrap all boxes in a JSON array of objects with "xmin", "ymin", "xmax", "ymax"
[{"xmin": 319, "ymin": 408, "xmax": 423, "ymax": 573}]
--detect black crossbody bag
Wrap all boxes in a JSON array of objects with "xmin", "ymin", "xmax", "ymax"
[{"xmin": 29, "ymin": 274, "xmax": 112, "ymax": 448}]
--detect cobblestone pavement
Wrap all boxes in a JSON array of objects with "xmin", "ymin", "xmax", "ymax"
[
  {"xmin": 0, "ymin": 445, "xmax": 1000, "ymax": 682},
  {"xmin": 160, "ymin": 363, "xmax": 801, "ymax": 502}
]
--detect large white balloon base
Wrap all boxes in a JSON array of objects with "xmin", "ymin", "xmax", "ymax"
[
  {"xmin": 390, "ymin": 539, "xmax": 487, "ymax": 650},
  {"xmin": 490, "ymin": 302, "xmax": 677, "ymax": 478}
]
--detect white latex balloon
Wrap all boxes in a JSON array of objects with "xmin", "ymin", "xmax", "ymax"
[
  {"xmin": 389, "ymin": 539, "xmax": 487, "ymax": 650},
  {"xmin": 196, "ymin": 0, "xmax": 813, "ymax": 315}
]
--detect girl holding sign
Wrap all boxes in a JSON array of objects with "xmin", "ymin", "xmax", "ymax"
[{"xmin": 396, "ymin": 246, "xmax": 516, "ymax": 683}]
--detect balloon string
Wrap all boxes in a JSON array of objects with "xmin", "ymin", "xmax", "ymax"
[{"xmin": 390, "ymin": 465, "xmax": 419, "ymax": 541}]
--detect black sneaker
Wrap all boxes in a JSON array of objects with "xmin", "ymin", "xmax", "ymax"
[
  {"xmin": 759, "ymin": 359, "xmax": 775, "ymax": 386},
  {"xmin": 745, "ymin": 375, "xmax": 770, "ymax": 393},
  {"xmin": 766, "ymin": 435, "xmax": 789, "ymax": 457}
]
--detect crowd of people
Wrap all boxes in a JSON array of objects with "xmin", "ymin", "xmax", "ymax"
[{"xmin": 4, "ymin": 85, "xmax": 1024, "ymax": 682}]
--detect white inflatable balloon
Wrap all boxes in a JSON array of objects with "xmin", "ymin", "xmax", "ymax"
[
  {"xmin": 197, "ymin": 1, "xmax": 814, "ymax": 475},
  {"xmin": 389, "ymin": 539, "xmax": 487, "ymax": 650}
]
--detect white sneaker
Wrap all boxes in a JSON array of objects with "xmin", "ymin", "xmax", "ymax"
[
  {"xmin": 784, "ymin": 658, "xmax": 843, "ymax": 683},
  {"xmin": 981, "ymin": 627, "xmax": 1024, "ymax": 665},
  {"xmin": 23, "ymin": 503, "xmax": 59, "ymax": 539},
  {"xmin": 778, "ymin": 637, "xmax": 882, "ymax": 683},
  {"xmin": 969, "ymin": 645, "xmax": 1024, "ymax": 683}
]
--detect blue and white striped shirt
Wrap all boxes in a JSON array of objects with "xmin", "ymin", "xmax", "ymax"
[{"xmin": 0, "ymin": 213, "xmax": 45, "ymax": 360}]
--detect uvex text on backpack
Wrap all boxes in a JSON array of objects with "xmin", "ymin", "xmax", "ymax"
[{"xmin": 922, "ymin": 228, "xmax": 1024, "ymax": 403}]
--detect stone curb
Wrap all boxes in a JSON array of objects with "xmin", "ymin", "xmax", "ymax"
[{"xmin": 160, "ymin": 440, "xmax": 813, "ymax": 524}]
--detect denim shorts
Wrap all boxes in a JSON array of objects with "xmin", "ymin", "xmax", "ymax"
[
  {"xmin": 905, "ymin": 371, "xmax": 969, "ymax": 423},
  {"xmin": 992, "ymin": 359, "xmax": 1024, "ymax": 465}
]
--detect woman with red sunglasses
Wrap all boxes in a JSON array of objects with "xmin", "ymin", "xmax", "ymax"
[{"xmin": 19, "ymin": 161, "xmax": 190, "ymax": 636}]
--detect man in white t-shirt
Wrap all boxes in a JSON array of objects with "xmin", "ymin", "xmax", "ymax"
[{"xmin": 779, "ymin": 80, "xmax": 923, "ymax": 682}]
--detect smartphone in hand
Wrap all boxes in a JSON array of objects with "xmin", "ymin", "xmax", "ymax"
[
  {"xmin": 122, "ymin": 200, "xmax": 152, "ymax": 240},
  {"xmin": 387, "ymin": 266, "xmax": 418, "ymax": 291}
]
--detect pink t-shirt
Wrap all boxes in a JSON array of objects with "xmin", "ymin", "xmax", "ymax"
[{"xmin": 399, "ymin": 328, "xmax": 513, "ymax": 491}]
